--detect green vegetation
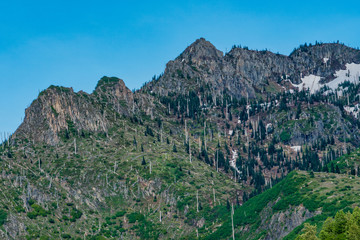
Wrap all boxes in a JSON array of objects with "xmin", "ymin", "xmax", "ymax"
[
  {"xmin": 280, "ymin": 130, "xmax": 291, "ymax": 142},
  {"xmin": 295, "ymin": 223, "xmax": 318, "ymax": 240},
  {"xmin": 95, "ymin": 76, "xmax": 121, "ymax": 90},
  {"xmin": 296, "ymin": 207, "xmax": 360, "ymax": 239},
  {"xmin": 0, "ymin": 209, "xmax": 7, "ymax": 226},
  {"xmin": 3, "ymin": 46, "xmax": 360, "ymax": 239},
  {"xmin": 206, "ymin": 171, "xmax": 360, "ymax": 240},
  {"xmin": 27, "ymin": 202, "xmax": 49, "ymax": 219}
]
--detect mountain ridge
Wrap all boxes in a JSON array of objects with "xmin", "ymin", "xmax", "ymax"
[
  {"xmin": 144, "ymin": 38, "xmax": 360, "ymax": 100},
  {"xmin": 2, "ymin": 38, "xmax": 360, "ymax": 239}
]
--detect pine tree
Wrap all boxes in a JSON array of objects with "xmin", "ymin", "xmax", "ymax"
[
  {"xmin": 226, "ymin": 199, "xmax": 231, "ymax": 211},
  {"xmin": 335, "ymin": 165, "xmax": 340, "ymax": 174},
  {"xmin": 141, "ymin": 157, "xmax": 146, "ymax": 165},
  {"xmin": 295, "ymin": 223, "xmax": 318, "ymax": 240},
  {"xmin": 133, "ymin": 136, "xmax": 137, "ymax": 147}
]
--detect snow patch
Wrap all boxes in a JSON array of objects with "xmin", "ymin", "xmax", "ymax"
[
  {"xmin": 326, "ymin": 63, "xmax": 360, "ymax": 90},
  {"xmin": 290, "ymin": 63, "xmax": 360, "ymax": 94},
  {"xmin": 230, "ymin": 150, "xmax": 240, "ymax": 174},
  {"xmin": 344, "ymin": 104, "xmax": 360, "ymax": 119},
  {"xmin": 291, "ymin": 75, "xmax": 322, "ymax": 94},
  {"xmin": 290, "ymin": 146, "xmax": 301, "ymax": 152},
  {"xmin": 323, "ymin": 58, "xmax": 329, "ymax": 64}
]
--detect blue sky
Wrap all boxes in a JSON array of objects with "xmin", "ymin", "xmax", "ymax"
[{"xmin": 1, "ymin": 0, "xmax": 360, "ymax": 135}]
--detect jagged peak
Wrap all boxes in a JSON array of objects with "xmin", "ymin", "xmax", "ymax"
[
  {"xmin": 178, "ymin": 37, "xmax": 223, "ymax": 60},
  {"xmin": 189, "ymin": 37, "xmax": 213, "ymax": 48}
]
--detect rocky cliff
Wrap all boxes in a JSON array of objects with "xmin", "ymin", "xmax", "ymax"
[
  {"xmin": 144, "ymin": 38, "xmax": 360, "ymax": 99},
  {"xmin": 14, "ymin": 77, "xmax": 135, "ymax": 145}
]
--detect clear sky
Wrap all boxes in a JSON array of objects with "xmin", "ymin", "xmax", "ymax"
[{"xmin": 1, "ymin": 0, "xmax": 360, "ymax": 135}]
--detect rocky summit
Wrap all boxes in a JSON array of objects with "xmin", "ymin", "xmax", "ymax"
[{"xmin": 1, "ymin": 38, "xmax": 360, "ymax": 239}]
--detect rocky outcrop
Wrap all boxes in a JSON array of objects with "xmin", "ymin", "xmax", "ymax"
[
  {"xmin": 14, "ymin": 77, "xmax": 136, "ymax": 145},
  {"xmin": 264, "ymin": 205, "xmax": 320, "ymax": 240},
  {"xmin": 12, "ymin": 39, "xmax": 360, "ymax": 146},
  {"xmin": 94, "ymin": 76, "xmax": 135, "ymax": 113},
  {"xmin": 144, "ymin": 38, "xmax": 257, "ymax": 98},
  {"xmin": 145, "ymin": 38, "xmax": 360, "ymax": 99},
  {"xmin": 290, "ymin": 43, "xmax": 360, "ymax": 83},
  {"xmin": 14, "ymin": 86, "xmax": 108, "ymax": 145}
]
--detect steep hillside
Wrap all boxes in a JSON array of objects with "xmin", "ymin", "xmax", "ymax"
[
  {"xmin": 206, "ymin": 171, "xmax": 360, "ymax": 240},
  {"xmin": 1, "ymin": 39, "xmax": 360, "ymax": 239},
  {"xmin": 1, "ymin": 77, "xmax": 248, "ymax": 239}
]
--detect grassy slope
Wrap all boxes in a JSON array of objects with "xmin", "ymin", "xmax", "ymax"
[
  {"xmin": 205, "ymin": 170, "xmax": 360, "ymax": 240},
  {"xmin": 0, "ymin": 111, "xmax": 245, "ymax": 239},
  {"xmin": 0, "ymin": 81, "xmax": 358, "ymax": 239}
]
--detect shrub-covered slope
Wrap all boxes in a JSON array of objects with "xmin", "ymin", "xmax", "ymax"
[{"xmin": 206, "ymin": 170, "xmax": 360, "ymax": 240}]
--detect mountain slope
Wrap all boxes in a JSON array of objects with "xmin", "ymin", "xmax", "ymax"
[
  {"xmin": 144, "ymin": 38, "xmax": 360, "ymax": 100},
  {"xmin": 206, "ymin": 170, "xmax": 360, "ymax": 240},
  {"xmin": 1, "ymin": 39, "xmax": 360, "ymax": 239}
]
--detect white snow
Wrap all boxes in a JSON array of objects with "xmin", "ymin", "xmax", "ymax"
[
  {"xmin": 290, "ymin": 146, "xmax": 301, "ymax": 152},
  {"xmin": 326, "ymin": 63, "xmax": 360, "ymax": 90},
  {"xmin": 230, "ymin": 150, "xmax": 240, "ymax": 174},
  {"xmin": 344, "ymin": 104, "xmax": 360, "ymax": 119},
  {"xmin": 323, "ymin": 58, "xmax": 329, "ymax": 64},
  {"xmin": 291, "ymin": 75, "xmax": 322, "ymax": 94},
  {"xmin": 291, "ymin": 63, "xmax": 360, "ymax": 94}
]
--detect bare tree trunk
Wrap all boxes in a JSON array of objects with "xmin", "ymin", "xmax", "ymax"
[
  {"xmin": 213, "ymin": 188, "xmax": 216, "ymax": 205},
  {"xmin": 196, "ymin": 190, "xmax": 199, "ymax": 212},
  {"xmin": 231, "ymin": 203, "xmax": 235, "ymax": 240},
  {"xmin": 204, "ymin": 121, "xmax": 206, "ymax": 150},
  {"xmin": 187, "ymin": 99, "xmax": 189, "ymax": 117},
  {"xmin": 198, "ymin": 138, "xmax": 201, "ymax": 152},
  {"xmin": 217, "ymin": 150, "xmax": 219, "ymax": 172},
  {"xmin": 189, "ymin": 139, "xmax": 192, "ymax": 163}
]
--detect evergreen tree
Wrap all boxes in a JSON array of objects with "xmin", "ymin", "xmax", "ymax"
[
  {"xmin": 295, "ymin": 223, "xmax": 318, "ymax": 240},
  {"xmin": 226, "ymin": 199, "xmax": 230, "ymax": 211},
  {"xmin": 133, "ymin": 136, "xmax": 137, "ymax": 147},
  {"xmin": 295, "ymin": 103, "xmax": 302, "ymax": 119},
  {"xmin": 242, "ymin": 192, "xmax": 248, "ymax": 203},
  {"xmin": 141, "ymin": 157, "xmax": 146, "ymax": 165}
]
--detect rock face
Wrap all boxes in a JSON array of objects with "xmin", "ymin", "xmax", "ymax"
[
  {"xmin": 144, "ymin": 38, "xmax": 257, "ymax": 98},
  {"xmin": 13, "ymin": 39, "xmax": 360, "ymax": 146},
  {"xmin": 94, "ymin": 76, "xmax": 135, "ymax": 112},
  {"xmin": 264, "ymin": 205, "xmax": 319, "ymax": 240},
  {"xmin": 290, "ymin": 43, "xmax": 360, "ymax": 83},
  {"xmin": 145, "ymin": 38, "xmax": 360, "ymax": 99},
  {"xmin": 14, "ymin": 77, "xmax": 135, "ymax": 145}
]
